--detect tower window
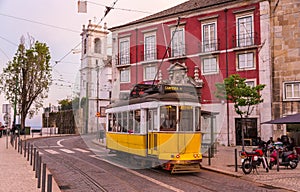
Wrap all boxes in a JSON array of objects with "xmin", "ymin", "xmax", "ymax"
[{"xmin": 94, "ymin": 38, "xmax": 101, "ymax": 53}]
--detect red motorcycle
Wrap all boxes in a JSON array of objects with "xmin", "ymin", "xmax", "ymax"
[
  {"xmin": 240, "ymin": 147, "xmax": 269, "ymax": 174},
  {"xmin": 269, "ymin": 146, "xmax": 298, "ymax": 169}
]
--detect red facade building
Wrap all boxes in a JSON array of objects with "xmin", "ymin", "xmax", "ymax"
[{"xmin": 109, "ymin": 0, "xmax": 272, "ymax": 146}]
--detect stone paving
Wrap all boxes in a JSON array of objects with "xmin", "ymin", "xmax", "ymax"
[
  {"xmin": 0, "ymin": 133, "xmax": 60, "ymax": 192},
  {"xmin": 2, "ymin": 132, "xmax": 300, "ymax": 192},
  {"xmin": 201, "ymin": 145, "xmax": 300, "ymax": 192}
]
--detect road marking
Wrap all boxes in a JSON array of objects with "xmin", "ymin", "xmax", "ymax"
[
  {"xmin": 57, "ymin": 139, "xmax": 65, "ymax": 147},
  {"xmin": 93, "ymin": 156, "xmax": 184, "ymax": 192},
  {"xmin": 60, "ymin": 149, "xmax": 75, "ymax": 153},
  {"xmin": 45, "ymin": 149, "xmax": 59, "ymax": 154},
  {"xmin": 73, "ymin": 148, "xmax": 90, "ymax": 153},
  {"xmin": 90, "ymin": 148, "xmax": 106, "ymax": 153}
]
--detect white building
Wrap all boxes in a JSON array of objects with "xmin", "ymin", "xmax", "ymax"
[{"xmin": 79, "ymin": 20, "xmax": 112, "ymax": 134}]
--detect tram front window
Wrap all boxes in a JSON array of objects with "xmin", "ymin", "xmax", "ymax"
[
  {"xmin": 160, "ymin": 105, "xmax": 176, "ymax": 131},
  {"xmin": 179, "ymin": 106, "xmax": 193, "ymax": 132}
]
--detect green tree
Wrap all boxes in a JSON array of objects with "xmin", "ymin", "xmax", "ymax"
[
  {"xmin": 0, "ymin": 36, "xmax": 52, "ymax": 132},
  {"xmin": 58, "ymin": 97, "xmax": 80, "ymax": 111},
  {"xmin": 215, "ymin": 74, "xmax": 265, "ymax": 150}
]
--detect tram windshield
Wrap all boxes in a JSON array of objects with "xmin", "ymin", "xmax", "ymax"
[{"xmin": 160, "ymin": 105, "xmax": 200, "ymax": 132}]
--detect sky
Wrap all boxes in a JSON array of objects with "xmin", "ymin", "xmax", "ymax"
[{"xmin": 0, "ymin": 0, "xmax": 187, "ymax": 126}]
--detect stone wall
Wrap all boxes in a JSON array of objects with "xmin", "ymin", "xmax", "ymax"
[{"xmin": 271, "ymin": 0, "xmax": 300, "ymax": 117}]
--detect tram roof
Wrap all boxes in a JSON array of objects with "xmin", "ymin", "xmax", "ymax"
[{"xmin": 108, "ymin": 92, "xmax": 200, "ymax": 109}]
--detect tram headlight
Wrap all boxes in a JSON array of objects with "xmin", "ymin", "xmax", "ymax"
[
  {"xmin": 176, "ymin": 154, "xmax": 180, "ymax": 158},
  {"xmin": 193, "ymin": 154, "xmax": 200, "ymax": 158}
]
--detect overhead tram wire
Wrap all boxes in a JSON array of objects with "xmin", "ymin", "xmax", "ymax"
[
  {"xmin": 151, "ymin": 17, "xmax": 181, "ymax": 87},
  {"xmin": 87, "ymin": 1, "xmax": 152, "ymax": 14},
  {"xmin": 53, "ymin": 0, "xmax": 119, "ymax": 68},
  {"xmin": 0, "ymin": 13, "xmax": 80, "ymax": 34}
]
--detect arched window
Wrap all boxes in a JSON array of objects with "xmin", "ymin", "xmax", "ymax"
[
  {"xmin": 83, "ymin": 38, "xmax": 87, "ymax": 54},
  {"xmin": 94, "ymin": 38, "xmax": 101, "ymax": 53}
]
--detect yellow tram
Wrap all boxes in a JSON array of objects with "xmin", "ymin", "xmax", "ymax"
[{"xmin": 105, "ymin": 83, "xmax": 203, "ymax": 173}]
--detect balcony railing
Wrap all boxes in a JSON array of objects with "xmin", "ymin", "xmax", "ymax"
[
  {"xmin": 171, "ymin": 44, "xmax": 186, "ymax": 58},
  {"xmin": 116, "ymin": 53, "xmax": 130, "ymax": 66},
  {"xmin": 199, "ymin": 39, "xmax": 219, "ymax": 53},
  {"xmin": 232, "ymin": 32, "xmax": 259, "ymax": 48},
  {"xmin": 141, "ymin": 48, "xmax": 157, "ymax": 62}
]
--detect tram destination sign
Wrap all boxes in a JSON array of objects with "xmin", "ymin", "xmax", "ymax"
[{"xmin": 160, "ymin": 84, "xmax": 196, "ymax": 95}]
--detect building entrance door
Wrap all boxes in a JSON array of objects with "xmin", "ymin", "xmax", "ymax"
[{"xmin": 235, "ymin": 118, "xmax": 257, "ymax": 146}]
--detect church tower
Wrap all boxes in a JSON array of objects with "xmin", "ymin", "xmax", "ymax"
[{"xmin": 80, "ymin": 20, "xmax": 111, "ymax": 134}]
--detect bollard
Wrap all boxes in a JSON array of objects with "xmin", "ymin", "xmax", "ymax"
[
  {"xmin": 17, "ymin": 138, "xmax": 20, "ymax": 152},
  {"xmin": 27, "ymin": 143, "xmax": 30, "ymax": 161},
  {"xmin": 15, "ymin": 136, "xmax": 17, "ymax": 150},
  {"xmin": 277, "ymin": 149, "xmax": 280, "ymax": 172},
  {"xmin": 24, "ymin": 140, "xmax": 27, "ymax": 158},
  {"xmin": 35, "ymin": 151, "xmax": 39, "ymax": 178},
  {"xmin": 47, "ymin": 174, "xmax": 52, "ymax": 192},
  {"xmin": 30, "ymin": 145, "xmax": 33, "ymax": 165},
  {"xmin": 235, "ymin": 148, "xmax": 238, "ymax": 172},
  {"xmin": 20, "ymin": 139, "xmax": 23, "ymax": 155},
  {"xmin": 42, "ymin": 163, "xmax": 46, "ymax": 192},
  {"xmin": 208, "ymin": 147, "xmax": 211, "ymax": 166},
  {"xmin": 33, "ymin": 148, "xmax": 36, "ymax": 170},
  {"xmin": 37, "ymin": 156, "xmax": 42, "ymax": 188}
]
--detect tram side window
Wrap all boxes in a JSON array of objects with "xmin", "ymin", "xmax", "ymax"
[
  {"xmin": 116, "ymin": 112, "xmax": 122, "ymax": 132},
  {"xmin": 179, "ymin": 106, "xmax": 193, "ymax": 132},
  {"xmin": 160, "ymin": 105, "xmax": 176, "ymax": 131},
  {"xmin": 122, "ymin": 111, "xmax": 128, "ymax": 132},
  {"xmin": 134, "ymin": 110, "xmax": 141, "ymax": 133},
  {"xmin": 195, "ymin": 107, "xmax": 201, "ymax": 131},
  {"xmin": 108, "ymin": 113, "xmax": 113, "ymax": 132},
  {"xmin": 147, "ymin": 109, "xmax": 158, "ymax": 131},
  {"xmin": 128, "ymin": 111, "xmax": 134, "ymax": 133}
]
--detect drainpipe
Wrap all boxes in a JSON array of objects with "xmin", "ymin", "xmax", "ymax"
[{"xmin": 224, "ymin": 8, "xmax": 230, "ymax": 146}]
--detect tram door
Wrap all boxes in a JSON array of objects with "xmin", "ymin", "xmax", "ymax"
[{"xmin": 147, "ymin": 109, "xmax": 159, "ymax": 156}]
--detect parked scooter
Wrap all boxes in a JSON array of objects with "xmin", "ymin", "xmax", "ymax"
[
  {"xmin": 240, "ymin": 147, "xmax": 269, "ymax": 174},
  {"xmin": 269, "ymin": 145, "xmax": 298, "ymax": 169}
]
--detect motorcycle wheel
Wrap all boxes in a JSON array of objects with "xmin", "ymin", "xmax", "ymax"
[
  {"xmin": 289, "ymin": 161, "xmax": 297, "ymax": 169},
  {"xmin": 242, "ymin": 158, "xmax": 252, "ymax": 174}
]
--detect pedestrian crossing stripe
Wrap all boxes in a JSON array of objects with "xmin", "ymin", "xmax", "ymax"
[
  {"xmin": 59, "ymin": 149, "xmax": 75, "ymax": 153},
  {"xmin": 73, "ymin": 148, "xmax": 90, "ymax": 153},
  {"xmin": 44, "ymin": 149, "xmax": 59, "ymax": 154}
]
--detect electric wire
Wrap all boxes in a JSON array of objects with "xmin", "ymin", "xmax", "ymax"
[
  {"xmin": 87, "ymin": 1, "xmax": 152, "ymax": 14},
  {"xmin": 0, "ymin": 13, "xmax": 80, "ymax": 34},
  {"xmin": 53, "ymin": 0, "xmax": 119, "ymax": 68}
]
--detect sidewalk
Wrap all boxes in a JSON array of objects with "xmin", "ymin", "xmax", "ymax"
[
  {"xmin": 201, "ymin": 145, "xmax": 300, "ymax": 192},
  {"xmin": 0, "ymin": 134, "xmax": 60, "ymax": 192}
]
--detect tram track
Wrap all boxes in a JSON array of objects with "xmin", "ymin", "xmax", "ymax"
[{"xmin": 30, "ymin": 138, "xmax": 109, "ymax": 192}]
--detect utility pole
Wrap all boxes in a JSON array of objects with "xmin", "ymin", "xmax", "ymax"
[
  {"xmin": 85, "ymin": 82, "xmax": 89, "ymax": 134},
  {"xmin": 96, "ymin": 64, "xmax": 99, "ymax": 135}
]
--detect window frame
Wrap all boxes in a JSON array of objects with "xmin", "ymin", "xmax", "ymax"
[
  {"xmin": 201, "ymin": 21, "xmax": 217, "ymax": 52},
  {"xmin": 236, "ymin": 14, "xmax": 254, "ymax": 47},
  {"xmin": 236, "ymin": 51, "xmax": 255, "ymax": 70},
  {"xmin": 120, "ymin": 68, "xmax": 130, "ymax": 83},
  {"xmin": 144, "ymin": 65, "xmax": 157, "ymax": 81},
  {"xmin": 283, "ymin": 81, "xmax": 300, "ymax": 101},
  {"xmin": 119, "ymin": 38, "xmax": 130, "ymax": 65},
  {"xmin": 201, "ymin": 56, "xmax": 218, "ymax": 75},
  {"xmin": 170, "ymin": 27, "xmax": 185, "ymax": 57},
  {"xmin": 144, "ymin": 32, "xmax": 156, "ymax": 61}
]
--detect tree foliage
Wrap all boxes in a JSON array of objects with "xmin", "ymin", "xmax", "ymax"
[
  {"xmin": 58, "ymin": 97, "xmax": 80, "ymax": 111},
  {"xmin": 215, "ymin": 74, "xmax": 265, "ymax": 118},
  {"xmin": 0, "ymin": 36, "xmax": 52, "ymax": 130}
]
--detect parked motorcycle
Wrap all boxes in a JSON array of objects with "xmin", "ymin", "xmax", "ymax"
[
  {"xmin": 240, "ymin": 148, "xmax": 269, "ymax": 174},
  {"xmin": 269, "ymin": 145, "xmax": 298, "ymax": 169}
]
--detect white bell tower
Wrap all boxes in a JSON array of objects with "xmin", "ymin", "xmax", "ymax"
[{"xmin": 79, "ymin": 20, "xmax": 111, "ymax": 134}]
